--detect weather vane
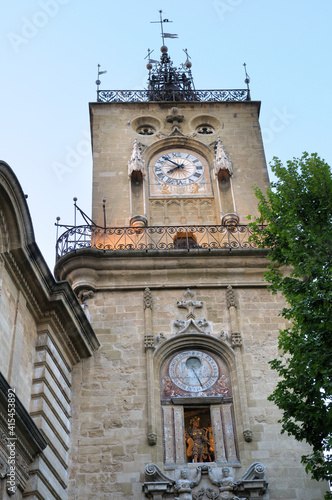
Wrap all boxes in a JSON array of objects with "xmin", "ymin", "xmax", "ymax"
[
  {"xmin": 144, "ymin": 48, "xmax": 158, "ymax": 64},
  {"xmin": 96, "ymin": 64, "xmax": 107, "ymax": 96},
  {"xmin": 243, "ymin": 63, "xmax": 250, "ymax": 90},
  {"xmin": 150, "ymin": 10, "xmax": 178, "ymax": 45}
]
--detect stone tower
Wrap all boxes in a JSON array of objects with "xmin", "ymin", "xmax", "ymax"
[{"xmin": 54, "ymin": 40, "xmax": 327, "ymax": 499}]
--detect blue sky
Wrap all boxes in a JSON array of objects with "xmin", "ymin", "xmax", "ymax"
[{"xmin": 1, "ymin": 0, "xmax": 331, "ymax": 271}]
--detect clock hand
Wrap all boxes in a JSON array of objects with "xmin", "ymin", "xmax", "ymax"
[
  {"xmin": 162, "ymin": 156, "xmax": 185, "ymax": 169},
  {"xmin": 162, "ymin": 156, "xmax": 180, "ymax": 167},
  {"xmin": 191, "ymin": 368, "xmax": 203, "ymax": 387},
  {"xmin": 167, "ymin": 164, "xmax": 185, "ymax": 174}
]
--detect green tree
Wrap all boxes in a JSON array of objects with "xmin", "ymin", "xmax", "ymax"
[{"xmin": 249, "ymin": 152, "xmax": 332, "ymax": 497}]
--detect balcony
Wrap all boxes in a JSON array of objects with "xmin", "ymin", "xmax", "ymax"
[
  {"xmin": 55, "ymin": 224, "xmax": 264, "ymax": 261},
  {"xmin": 96, "ymin": 89, "xmax": 250, "ymax": 103}
]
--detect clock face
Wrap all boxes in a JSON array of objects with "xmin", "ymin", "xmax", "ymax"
[
  {"xmin": 169, "ymin": 350, "xmax": 219, "ymax": 393},
  {"xmin": 153, "ymin": 151, "xmax": 204, "ymax": 186}
]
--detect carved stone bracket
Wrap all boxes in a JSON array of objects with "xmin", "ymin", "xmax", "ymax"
[
  {"xmin": 128, "ymin": 138, "xmax": 146, "ymax": 180},
  {"xmin": 143, "ymin": 463, "xmax": 175, "ymax": 498},
  {"xmin": 214, "ymin": 136, "xmax": 233, "ymax": 180},
  {"xmin": 235, "ymin": 462, "xmax": 268, "ymax": 498}
]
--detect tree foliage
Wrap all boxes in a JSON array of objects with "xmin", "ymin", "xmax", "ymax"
[{"xmin": 249, "ymin": 153, "xmax": 332, "ymax": 496}]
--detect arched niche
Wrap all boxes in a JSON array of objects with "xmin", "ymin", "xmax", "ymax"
[{"xmin": 153, "ymin": 334, "xmax": 240, "ymax": 468}]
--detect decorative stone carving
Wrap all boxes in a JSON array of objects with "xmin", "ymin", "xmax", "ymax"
[
  {"xmin": 128, "ymin": 138, "xmax": 145, "ymax": 180},
  {"xmin": 221, "ymin": 213, "xmax": 240, "ymax": 226},
  {"xmin": 196, "ymin": 125, "xmax": 214, "ymax": 135},
  {"xmin": 144, "ymin": 287, "xmax": 153, "ymax": 309},
  {"xmin": 169, "ymin": 125, "xmax": 185, "ymax": 136},
  {"xmin": 173, "ymin": 289, "xmax": 212, "ymax": 335},
  {"xmin": 231, "ymin": 332, "xmax": 242, "ymax": 347},
  {"xmin": 144, "ymin": 334, "xmax": 154, "ymax": 349},
  {"xmin": 130, "ymin": 215, "xmax": 148, "ymax": 231},
  {"xmin": 166, "ymin": 106, "xmax": 184, "ymax": 124},
  {"xmin": 78, "ymin": 289, "xmax": 95, "ymax": 303},
  {"xmin": 143, "ymin": 463, "xmax": 268, "ymax": 499},
  {"xmin": 174, "ymin": 468, "xmax": 202, "ymax": 499},
  {"xmin": 234, "ymin": 462, "xmax": 267, "ymax": 498},
  {"xmin": 143, "ymin": 463, "xmax": 175, "ymax": 498},
  {"xmin": 174, "ymin": 318, "xmax": 212, "ymax": 335},
  {"xmin": 214, "ymin": 136, "xmax": 233, "ymax": 180},
  {"xmin": 156, "ymin": 332, "xmax": 167, "ymax": 344},
  {"xmin": 178, "ymin": 289, "xmax": 200, "ymax": 317},
  {"xmin": 137, "ymin": 124, "xmax": 155, "ymax": 135},
  {"xmin": 147, "ymin": 432, "xmax": 157, "ymax": 446},
  {"xmin": 78, "ymin": 289, "xmax": 94, "ymax": 321},
  {"xmin": 226, "ymin": 285, "xmax": 236, "ymax": 309},
  {"xmin": 156, "ymin": 131, "xmax": 168, "ymax": 139},
  {"xmin": 192, "ymin": 489, "xmax": 205, "ymax": 500},
  {"xmin": 243, "ymin": 429, "xmax": 253, "ymax": 442}
]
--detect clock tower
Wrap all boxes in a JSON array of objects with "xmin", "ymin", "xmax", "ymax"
[{"xmin": 55, "ymin": 27, "xmax": 328, "ymax": 500}]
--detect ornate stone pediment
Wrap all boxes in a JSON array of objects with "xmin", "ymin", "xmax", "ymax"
[{"xmin": 142, "ymin": 462, "xmax": 268, "ymax": 499}]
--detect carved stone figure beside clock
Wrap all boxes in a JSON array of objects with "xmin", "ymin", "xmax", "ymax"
[{"xmin": 149, "ymin": 148, "xmax": 213, "ymax": 197}]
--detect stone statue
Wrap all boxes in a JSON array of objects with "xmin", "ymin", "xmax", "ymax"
[
  {"xmin": 219, "ymin": 467, "xmax": 239, "ymax": 500},
  {"xmin": 174, "ymin": 468, "xmax": 201, "ymax": 500},
  {"xmin": 186, "ymin": 416, "xmax": 207, "ymax": 463},
  {"xmin": 207, "ymin": 466, "xmax": 239, "ymax": 500}
]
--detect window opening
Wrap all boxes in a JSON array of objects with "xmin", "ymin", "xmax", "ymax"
[{"xmin": 184, "ymin": 408, "xmax": 214, "ymax": 463}]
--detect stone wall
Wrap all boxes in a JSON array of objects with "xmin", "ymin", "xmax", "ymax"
[{"xmin": 63, "ymin": 253, "xmax": 328, "ymax": 499}]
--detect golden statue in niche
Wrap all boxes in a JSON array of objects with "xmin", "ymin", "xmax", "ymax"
[{"xmin": 185, "ymin": 414, "xmax": 214, "ymax": 463}]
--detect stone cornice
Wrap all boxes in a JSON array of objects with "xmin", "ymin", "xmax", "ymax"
[{"xmin": 54, "ymin": 247, "xmax": 273, "ymax": 293}]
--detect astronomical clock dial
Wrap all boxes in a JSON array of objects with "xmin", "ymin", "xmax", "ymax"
[
  {"xmin": 169, "ymin": 350, "xmax": 219, "ymax": 393},
  {"xmin": 149, "ymin": 148, "xmax": 212, "ymax": 196}
]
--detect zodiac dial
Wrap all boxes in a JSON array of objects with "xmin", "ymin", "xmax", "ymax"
[{"xmin": 169, "ymin": 350, "xmax": 219, "ymax": 393}]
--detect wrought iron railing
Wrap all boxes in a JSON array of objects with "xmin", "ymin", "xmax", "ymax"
[
  {"xmin": 55, "ymin": 224, "xmax": 264, "ymax": 261},
  {"xmin": 97, "ymin": 89, "xmax": 250, "ymax": 103}
]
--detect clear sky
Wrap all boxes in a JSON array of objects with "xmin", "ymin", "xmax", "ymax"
[{"xmin": 1, "ymin": 0, "xmax": 331, "ymax": 271}]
